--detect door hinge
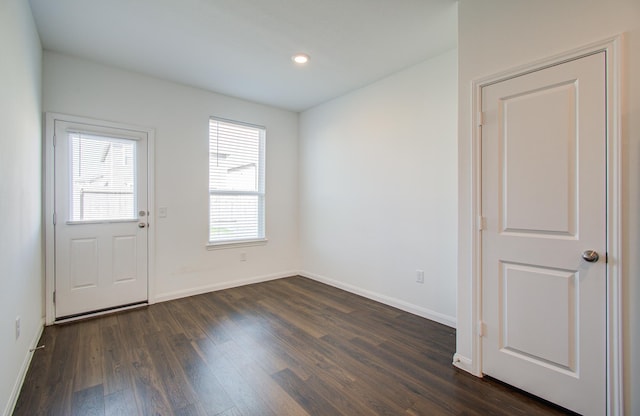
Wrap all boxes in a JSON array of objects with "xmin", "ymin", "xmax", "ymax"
[
  {"xmin": 478, "ymin": 215, "xmax": 486, "ymax": 231},
  {"xmin": 53, "ymin": 134, "xmax": 56, "ymax": 147},
  {"xmin": 53, "ymin": 212, "xmax": 57, "ymax": 225},
  {"xmin": 53, "ymin": 291, "xmax": 56, "ymax": 304},
  {"xmin": 477, "ymin": 111, "xmax": 485, "ymax": 126},
  {"xmin": 477, "ymin": 320, "xmax": 486, "ymax": 337},
  {"xmin": 478, "ymin": 321, "xmax": 486, "ymax": 337}
]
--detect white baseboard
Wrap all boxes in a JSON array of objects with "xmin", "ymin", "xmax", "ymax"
[
  {"xmin": 153, "ymin": 270, "xmax": 298, "ymax": 303},
  {"xmin": 4, "ymin": 318, "xmax": 45, "ymax": 416},
  {"xmin": 299, "ymin": 271, "xmax": 457, "ymax": 328},
  {"xmin": 452, "ymin": 353, "xmax": 475, "ymax": 374}
]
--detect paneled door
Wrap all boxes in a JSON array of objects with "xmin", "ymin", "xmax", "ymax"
[
  {"xmin": 481, "ymin": 52, "xmax": 606, "ymax": 415},
  {"xmin": 54, "ymin": 118, "xmax": 149, "ymax": 319}
]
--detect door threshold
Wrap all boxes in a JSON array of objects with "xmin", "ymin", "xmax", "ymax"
[{"xmin": 54, "ymin": 301, "xmax": 148, "ymax": 324}]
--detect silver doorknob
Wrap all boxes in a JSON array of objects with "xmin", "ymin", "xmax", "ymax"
[
  {"xmin": 138, "ymin": 222, "xmax": 147, "ymax": 228},
  {"xmin": 582, "ymin": 250, "xmax": 599, "ymax": 263}
]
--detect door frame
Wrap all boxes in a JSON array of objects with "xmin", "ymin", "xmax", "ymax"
[
  {"xmin": 44, "ymin": 112, "xmax": 156, "ymax": 325},
  {"xmin": 463, "ymin": 36, "xmax": 623, "ymax": 415}
]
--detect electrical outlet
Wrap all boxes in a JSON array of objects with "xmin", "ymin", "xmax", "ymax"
[
  {"xmin": 15, "ymin": 316, "xmax": 20, "ymax": 340},
  {"xmin": 240, "ymin": 252, "xmax": 247, "ymax": 262},
  {"xmin": 416, "ymin": 270, "xmax": 425, "ymax": 284}
]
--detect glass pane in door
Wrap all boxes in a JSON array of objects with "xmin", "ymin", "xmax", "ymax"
[{"xmin": 69, "ymin": 133, "xmax": 137, "ymax": 221}]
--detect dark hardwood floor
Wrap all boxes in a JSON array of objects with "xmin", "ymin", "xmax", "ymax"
[{"xmin": 14, "ymin": 276, "xmax": 573, "ymax": 415}]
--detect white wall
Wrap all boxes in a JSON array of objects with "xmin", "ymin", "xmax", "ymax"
[
  {"xmin": 299, "ymin": 49, "xmax": 458, "ymax": 326},
  {"xmin": 456, "ymin": 0, "xmax": 640, "ymax": 414},
  {"xmin": 0, "ymin": 0, "xmax": 43, "ymax": 414},
  {"xmin": 43, "ymin": 52, "xmax": 299, "ymax": 302}
]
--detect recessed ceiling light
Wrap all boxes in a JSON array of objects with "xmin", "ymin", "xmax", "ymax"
[{"xmin": 292, "ymin": 53, "xmax": 310, "ymax": 64}]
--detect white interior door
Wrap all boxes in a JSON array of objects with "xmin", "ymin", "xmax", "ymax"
[
  {"xmin": 481, "ymin": 52, "xmax": 606, "ymax": 415},
  {"xmin": 54, "ymin": 119, "xmax": 149, "ymax": 319}
]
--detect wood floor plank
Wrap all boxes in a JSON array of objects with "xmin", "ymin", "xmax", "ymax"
[
  {"xmin": 104, "ymin": 388, "xmax": 138, "ymax": 416},
  {"xmin": 193, "ymin": 338, "xmax": 279, "ymax": 416},
  {"xmin": 217, "ymin": 296, "xmax": 315, "ymax": 381},
  {"xmin": 37, "ymin": 323, "xmax": 79, "ymax": 415},
  {"xmin": 166, "ymin": 297, "xmax": 212, "ymax": 341},
  {"xmin": 100, "ymin": 321, "xmax": 133, "ymax": 395},
  {"xmin": 118, "ymin": 306, "xmax": 161, "ymax": 348},
  {"xmin": 301, "ymin": 373, "xmax": 379, "ymax": 416},
  {"xmin": 271, "ymin": 368, "xmax": 342, "ymax": 415},
  {"xmin": 219, "ymin": 339, "xmax": 311, "ymax": 416},
  {"xmin": 173, "ymin": 402, "xmax": 209, "ymax": 416},
  {"xmin": 372, "ymin": 337, "xmax": 521, "ymax": 413},
  {"xmin": 277, "ymin": 278, "xmax": 356, "ymax": 314},
  {"xmin": 71, "ymin": 384, "xmax": 104, "ymax": 416},
  {"xmin": 150, "ymin": 302, "xmax": 187, "ymax": 337},
  {"xmin": 14, "ymin": 276, "xmax": 577, "ymax": 416},
  {"xmin": 348, "ymin": 335, "xmax": 487, "ymax": 415},
  {"xmin": 169, "ymin": 333, "xmax": 235, "ymax": 415},
  {"xmin": 250, "ymin": 305, "xmax": 405, "ymax": 415},
  {"xmin": 267, "ymin": 280, "xmax": 389, "ymax": 345},
  {"xmin": 216, "ymin": 406, "xmax": 244, "ymax": 416},
  {"xmin": 318, "ymin": 333, "xmax": 440, "ymax": 414},
  {"xmin": 12, "ymin": 329, "xmax": 54, "ymax": 415},
  {"xmin": 256, "ymin": 294, "xmax": 329, "ymax": 339},
  {"xmin": 287, "ymin": 277, "xmax": 403, "ymax": 319},
  {"xmin": 128, "ymin": 345, "xmax": 174, "ymax": 416},
  {"xmin": 200, "ymin": 292, "xmax": 299, "ymax": 377},
  {"xmin": 143, "ymin": 331, "xmax": 198, "ymax": 412},
  {"xmin": 247, "ymin": 301, "xmax": 360, "ymax": 386},
  {"xmin": 188, "ymin": 294, "xmax": 233, "ymax": 345}
]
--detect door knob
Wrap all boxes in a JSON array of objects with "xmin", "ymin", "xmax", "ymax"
[
  {"xmin": 581, "ymin": 250, "xmax": 599, "ymax": 263},
  {"xmin": 138, "ymin": 222, "xmax": 147, "ymax": 228}
]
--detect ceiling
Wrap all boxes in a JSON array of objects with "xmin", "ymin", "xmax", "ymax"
[{"xmin": 28, "ymin": 0, "xmax": 458, "ymax": 112}]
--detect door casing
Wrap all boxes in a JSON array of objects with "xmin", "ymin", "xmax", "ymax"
[
  {"xmin": 44, "ymin": 112, "xmax": 156, "ymax": 324},
  {"xmin": 458, "ymin": 36, "xmax": 623, "ymax": 415}
]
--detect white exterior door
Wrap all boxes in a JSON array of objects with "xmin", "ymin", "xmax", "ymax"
[
  {"xmin": 54, "ymin": 118, "xmax": 149, "ymax": 319},
  {"xmin": 481, "ymin": 52, "xmax": 606, "ymax": 415}
]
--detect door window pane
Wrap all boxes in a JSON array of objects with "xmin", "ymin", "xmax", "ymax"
[{"xmin": 69, "ymin": 133, "xmax": 137, "ymax": 221}]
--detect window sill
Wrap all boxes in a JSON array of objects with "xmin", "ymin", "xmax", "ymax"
[{"xmin": 206, "ymin": 238, "xmax": 268, "ymax": 250}]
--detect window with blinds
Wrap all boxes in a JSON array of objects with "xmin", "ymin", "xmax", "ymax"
[
  {"xmin": 69, "ymin": 133, "xmax": 137, "ymax": 222},
  {"xmin": 209, "ymin": 117, "xmax": 265, "ymax": 244}
]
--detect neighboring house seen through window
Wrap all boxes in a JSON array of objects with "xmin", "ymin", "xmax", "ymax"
[
  {"xmin": 70, "ymin": 132, "xmax": 137, "ymax": 222},
  {"xmin": 208, "ymin": 117, "xmax": 265, "ymax": 245}
]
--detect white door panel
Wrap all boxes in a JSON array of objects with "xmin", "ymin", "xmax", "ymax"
[
  {"xmin": 54, "ymin": 119, "xmax": 148, "ymax": 318},
  {"xmin": 113, "ymin": 234, "xmax": 138, "ymax": 283},
  {"xmin": 68, "ymin": 238, "xmax": 99, "ymax": 289},
  {"xmin": 501, "ymin": 81, "xmax": 577, "ymax": 235},
  {"xmin": 482, "ymin": 52, "xmax": 606, "ymax": 415}
]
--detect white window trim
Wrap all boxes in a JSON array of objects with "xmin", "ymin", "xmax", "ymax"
[{"xmin": 206, "ymin": 238, "xmax": 268, "ymax": 250}]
